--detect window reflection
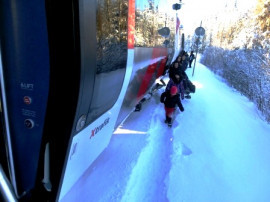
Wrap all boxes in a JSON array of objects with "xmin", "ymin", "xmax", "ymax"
[
  {"xmin": 87, "ymin": 0, "xmax": 128, "ymax": 122},
  {"xmin": 135, "ymin": 0, "xmax": 175, "ymax": 47}
]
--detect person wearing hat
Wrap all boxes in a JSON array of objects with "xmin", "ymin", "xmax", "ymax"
[{"xmin": 160, "ymin": 85, "xmax": 184, "ymax": 127}]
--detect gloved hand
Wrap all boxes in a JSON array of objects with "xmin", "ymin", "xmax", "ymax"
[
  {"xmin": 180, "ymin": 106, "xmax": 184, "ymax": 112},
  {"xmin": 181, "ymin": 95, "xmax": 184, "ymax": 100}
]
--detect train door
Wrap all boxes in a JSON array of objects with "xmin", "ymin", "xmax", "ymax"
[{"xmin": 56, "ymin": 0, "xmax": 131, "ymax": 200}]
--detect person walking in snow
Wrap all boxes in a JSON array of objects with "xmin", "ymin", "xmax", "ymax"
[
  {"xmin": 189, "ymin": 51, "xmax": 195, "ymax": 68},
  {"xmin": 172, "ymin": 53, "xmax": 194, "ymax": 99},
  {"xmin": 160, "ymin": 86, "xmax": 184, "ymax": 127}
]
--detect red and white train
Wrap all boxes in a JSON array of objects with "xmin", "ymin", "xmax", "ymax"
[{"xmin": 0, "ymin": 0, "xmax": 183, "ymax": 201}]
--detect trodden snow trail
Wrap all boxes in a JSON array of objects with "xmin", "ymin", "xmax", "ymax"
[{"xmin": 121, "ymin": 99, "xmax": 174, "ymax": 202}]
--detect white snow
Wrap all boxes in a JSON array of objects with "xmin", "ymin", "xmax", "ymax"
[{"xmin": 61, "ymin": 59, "xmax": 270, "ymax": 202}]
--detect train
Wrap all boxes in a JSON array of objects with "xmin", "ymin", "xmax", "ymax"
[{"xmin": 0, "ymin": 0, "xmax": 183, "ymax": 201}]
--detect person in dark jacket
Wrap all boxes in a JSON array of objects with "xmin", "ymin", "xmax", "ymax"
[
  {"xmin": 166, "ymin": 73, "xmax": 185, "ymax": 100},
  {"xmin": 160, "ymin": 86, "xmax": 184, "ymax": 126},
  {"xmin": 189, "ymin": 51, "xmax": 195, "ymax": 68},
  {"xmin": 179, "ymin": 53, "xmax": 189, "ymax": 72},
  {"xmin": 169, "ymin": 62, "xmax": 181, "ymax": 79}
]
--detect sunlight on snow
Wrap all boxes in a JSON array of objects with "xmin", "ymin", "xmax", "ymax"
[
  {"xmin": 114, "ymin": 128, "xmax": 147, "ymax": 135},
  {"xmin": 192, "ymin": 80, "xmax": 203, "ymax": 89}
]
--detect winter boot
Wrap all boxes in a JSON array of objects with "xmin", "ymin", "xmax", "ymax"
[
  {"xmin": 165, "ymin": 116, "xmax": 170, "ymax": 124},
  {"xmin": 167, "ymin": 117, "xmax": 172, "ymax": 127},
  {"xmin": 185, "ymin": 94, "xmax": 191, "ymax": 99}
]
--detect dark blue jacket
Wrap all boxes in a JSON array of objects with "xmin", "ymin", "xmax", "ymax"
[{"xmin": 160, "ymin": 91, "xmax": 184, "ymax": 111}]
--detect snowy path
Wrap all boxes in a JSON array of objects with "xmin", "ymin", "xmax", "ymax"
[
  {"xmin": 62, "ymin": 62, "xmax": 270, "ymax": 202},
  {"xmin": 121, "ymin": 103, "xmax": 175, "ymax": 202}
]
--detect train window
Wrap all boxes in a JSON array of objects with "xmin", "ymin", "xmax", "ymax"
[
  {"xmin": 135, "ymin": 0, "xmax": 175, "ymax": 48},
  {"xmin": 87, "ymin": 0, "xmax": 128, "ymax": 122}
]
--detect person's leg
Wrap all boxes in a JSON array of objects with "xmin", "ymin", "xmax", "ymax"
[
  {"xmin": 165, "ymin": 106, "xmax": 169, "ymax": 123},
  {"xmin": 165, "ymin": 107, "xmax": 175, "ymax": 126}
]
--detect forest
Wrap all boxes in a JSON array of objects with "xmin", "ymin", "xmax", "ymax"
[{"xmin": 198, "ymin": 0, "xmax": 270, "ymax": 122}]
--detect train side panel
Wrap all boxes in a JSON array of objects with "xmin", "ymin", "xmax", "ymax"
[{"xmin": 57, "ymin": 0, "xmax": 133, "ymax": 200}]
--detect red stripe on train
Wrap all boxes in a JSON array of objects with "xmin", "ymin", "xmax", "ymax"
[
  {"xmin": 156, "ymin": 49, "xmax": 168, "ymax": 78},
  {"xmin": 136, "ymin": 48, "xmax": 168, "ymax": 101},
  {"xmin": 128, "ymin": 0, "xmax": 135, "ymax": 49}
]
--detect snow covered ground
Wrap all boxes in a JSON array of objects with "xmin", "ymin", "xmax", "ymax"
[{"xmin": 61, "ymin": 60, "xmax": 270, "ymax": 202}]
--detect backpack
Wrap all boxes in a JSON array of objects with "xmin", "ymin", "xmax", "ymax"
[{"xmin": 187, "ymin": 80, "xmax": 196, "ymax": 93}]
